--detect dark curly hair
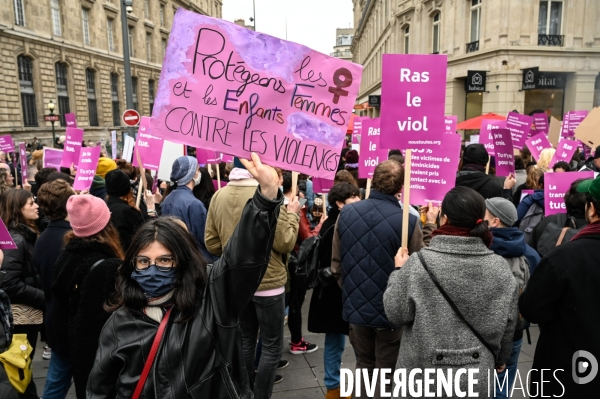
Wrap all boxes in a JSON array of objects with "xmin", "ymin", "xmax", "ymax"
[
  {"xmin": 328, "ymin": 182, "xmax": 360, "ymax": 209},
  {"xmin": 36, "ymin": 179, "xmax": 74, "ymax": 220}
]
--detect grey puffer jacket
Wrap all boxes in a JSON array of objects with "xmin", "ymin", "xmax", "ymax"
[{"xmin": 383, "ymin": 235, "xmax": 518, "ymax": 398}]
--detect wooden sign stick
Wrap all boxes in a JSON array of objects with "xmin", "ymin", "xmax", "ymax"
[
  {"xmin": 135, "ymin": 148, "xmax": 147, "ymax": 208},
  {"xmin": 216, "ymin": 163, "xmax": 221, "ymax": 189},
  {"xmin": 401, "ymin": 150, "xmax": 412, "ymax": 250},
  {"xmin": 323, "ymin": 193, "xmax": 327, "ymax": 217},
  {"xmin": 291, "ymin": 171, "xmax": 299, "ymax": 200},
  {"xmin": 365, "ymin": 178, "xmax": 372, "ymax": 199},
  {"xmin": 485, "ymin": 156, "xmax": 491, "ymax": 175}
]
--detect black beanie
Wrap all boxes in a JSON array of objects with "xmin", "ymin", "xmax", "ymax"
[
  {"xmin": 463, "ymin": 143, "xmax": 489, "ymax": 166},
  {"xmin": 105, "ymin": 169, "xmax": 132, "ymax": 197}
]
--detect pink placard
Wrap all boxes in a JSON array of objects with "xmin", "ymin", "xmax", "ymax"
[
  {"xmin": 0, "ymin": 218, "xmax": 17, "ymax": 250},
  {"xmin": 444, "ymin": 116, "xmax": 457, "ymax": 134},
  {"xmin": 352, "ymin": 116, "xmax": 365, "ymax": 144},
  {"xmin": 492, "ymin": 129, "xmax": 515, "ymax": 177},
  {"xmin": 533, "ymin": 113, "xmax": 549, "ymax": 135},
  {"xmin": 19, "ymin": 143, "xmax": 27, "ymax": 183},
  {"xmin": 560, "ymin": 113, "xmax": 570, "ymax": 140},
  {"xmin": 380, "ymin": 54, "xmax": 447, "ymax": 149},
  {"xmin": 312, "ymin": 177, "xmax": 334, "ymax": 194},
  {"xmin": 566, "ymin": 111, "xmax": 589, "ymax": 138},
  {"xmin": 220, "ymin": 153, "xmax": 234, "ymax": 163},
  {"xmin": 479, "ymin": 120, "xmax": 507, "ymax": 156},
  {"xmin": 150, "ymin": 10, "xmax": 362, "ymax": 180},
  {"xmin": 506, "ymin": 112, "xmax": 533, "ymax": 150},
  {"xmin": 132, "ymin": 117, "xmax": 165, "ymax": 171},
  {"xmin": 524, "ymin": 132, "xmax": 552, "ymax": 161},
  {"xmin": 60, "ymin": 127, "xmax": 84, "ymax": 168},
  {"xmin": 43, "ymin": 148, "xmax": 63, "ymax": 169},
  {"xmin": 196, "ymin": 149, "xmax": 221, "ymax": 164},
  {"xmin": 64, "ymin": 113, "xmax": 77, "ymax": 128},
  {"xmin": 549, "ymin": 139, "xmax": 578, "ymax": 168},
  {"xmin": 405, "ymin": 133, "xmax": 462, "ymax": 206},
  {"xmin": 520, "ymin": 189, "xmax": 535, "ymax": 203},
  {"xmin": 0, "ymin": 135, "xmax": 14, "ymax": 153},
  {"xmin": 73, "ymin": 147, "xmax": 101, "ymax": 191},
  {"xmin": 545, "ymin": 171, "xmax": 594, "ymax": 216},
  {"xmin": 358, "ymin": 118, "xmax": 388, "ymax": 179}
]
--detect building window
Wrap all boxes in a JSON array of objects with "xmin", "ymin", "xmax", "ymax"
[
  {"xmin": 148, "ymin": 79, "xmax": 155, "ymax": 114},
  {"xmin": 403, "ymin": 26, "xmax": 410, "ymax": 54},
  {"xmin": 111, "ymin": 73, "xmax": 120, "ymax": 126},
  {"xmin": 51, "ymin": 0, "xmax": 62, "ymax": 36},
  {"xmin": 160, "ymin": 5, "xmax": 165, "ymax": 26},
  {"xmin": 132, "ymin": 77, "xmax": 139, "ymax": 112},
  {"xmin": 82, "ymin": 8, "xmax": 90, "ymax": 45},
  {"xmin": 55, "ymin": 63, "xmax": 70, "ymax": 127},
  {"xmin": 107, "ymin": 19, "xmax": 115, "ymax": 52},
  {"xmin": 14, "ymin": 0, "xmax": 25, "ymax": 26},
  {"xmin": 538, "ymin": 1, "xmax": 562, "ymax": 35},
  {"xmin": 161, "ymin": 38, "xmax": 167, "ymax": 59},
  {"xmin": 432, "ymin": 13, "xmax": 440, "ymax": 54},
  {"xmin": 146, "ymin": 33, "xmax": 152, "ymax": 62},
  {"xmin": 144, "ymin": 0, "xmax": 149, "ymax": 19},
  {"xmin": 470, "ymin": 0, "xmax": 482, "ymax": 43},
  {"xmin": 128, "ymin": 26, "xmax": 134, "ymax": 57},
  {"xmin": 86, "ymin": 69, "xmax": 99, "ymax": 126},
  {"xmin": 18, "ymin": 56, "xmax": 37, "ymax": 127}
]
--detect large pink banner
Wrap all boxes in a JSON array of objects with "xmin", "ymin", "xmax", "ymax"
[
  {"xmin": 533, "ymin": 113, "xmax": 549, "ymax": 135},
  {"xmin": 550, "ymin": 139, "xmax": 577, "ymax": 168},
  {"xmin": 150, "ymin": 10, "xmax": 362, "ymax": 179},
  {"xmin": 0, "ymin": 135, "xmax": 14, "ymax": 153},
  {"xmin": 524, "ymin": 132, "xmax": 552, "ymax": 161},
  {"xmin": 380, "ymin": 54, "xmax": 447, "ymax": 149},
  {"xmin": 405, "ymin": 133, "xmax": 461, "ymax": 206},
  {"xmin": 479, "ymin": 119, "xmax": 507, "ymax": 156},
  {"xmin": 506, "ymin": 112, "xmax": 533, "ymax": 150},
  {"xmin": 545, "ymin": 171, "xmax": 594, "ymax": 216},
  {"xmin": 133, "ymin": 117, "xmax": 164, "ymax": 171},
  {"xmin": 73, "ymin": 146, "xmax": 101, "ymax": 191},
  {"xmin": 60, "ymin": 128, "xmax": 84, "ymax": 168},
  {"xmin": 444, "ymin": 116, "xmax": 457, "ymax": 134},
  {"xmin": 358, "ymin": 118, "xmax": 388, "ymax": 179},
  {"xmin": 493, "ymin": 129, "xmax": 515, "ymax": 177}
]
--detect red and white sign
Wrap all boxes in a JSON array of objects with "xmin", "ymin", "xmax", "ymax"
[{"xmin": 122, "ymin": 109, "xmax": 141, "ymax": 127}]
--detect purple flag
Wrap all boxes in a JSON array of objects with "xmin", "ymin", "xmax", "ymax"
[
  {"xmin": 545, "ymin": 171, "xmax": 594, "ymax": 216},
  {"xmin": 73, "ymin": 147, "xmax": 101, "ymax": 191}
]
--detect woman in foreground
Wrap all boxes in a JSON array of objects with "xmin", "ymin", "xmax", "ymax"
[{"xmin": 87, "ymin": 153, "xmax": 282, "ymax": 399}]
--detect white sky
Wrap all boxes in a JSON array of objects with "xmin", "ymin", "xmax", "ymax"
[{"xmin": 222, "ymin": 0, "xmax": 354, "ymax": 56}]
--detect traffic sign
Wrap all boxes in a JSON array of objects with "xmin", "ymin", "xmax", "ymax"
[
  {"xmin": 44, "ymin": 115, "xmax": 60, "ymax": 122},
  {"xmin": 122, "ymin": 109, "xmax": 141, "ymax": 127}
]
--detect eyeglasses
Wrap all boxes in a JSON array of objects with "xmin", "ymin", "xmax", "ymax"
[{"xmin": 133, "ymin": 255, "xmax": 175, "ymax": 272}]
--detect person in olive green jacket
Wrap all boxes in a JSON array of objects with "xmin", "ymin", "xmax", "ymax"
[{"xmin": 205, "ymin": 159, "xmax": 299, "ymax": 399}]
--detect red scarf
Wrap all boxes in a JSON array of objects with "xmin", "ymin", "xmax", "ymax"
[
  {"xmin": 431, "ymin": 224, "xmax": 493, "ymax": 248},
  {"xmin": 570, "ymin": 219, "xmax": 600, "ymax": 242}
]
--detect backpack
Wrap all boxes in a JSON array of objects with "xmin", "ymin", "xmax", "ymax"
[
  {"xmin": 505, "ymin": 256, "xmax": 530, "ymax": 332},
  {"xmin": 518, "ymin": 202, "xmax": 544, "ymax": 245},
  {"xmin": 536, "ymin": 214, "xmax": 585, "ymax": 257},
  {"xmin": 295, "ymin": 225, "xmax": 334, "ymax": 290}
]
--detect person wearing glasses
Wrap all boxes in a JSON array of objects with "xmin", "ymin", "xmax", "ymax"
[{"xmin": 87, "ymin": 153, "xmax": 283, "ymax": 399}]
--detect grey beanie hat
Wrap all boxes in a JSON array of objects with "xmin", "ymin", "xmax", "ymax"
[
  {"xmin": 485, "ymin": 197, "xmax": 518, "ymax": 227},
  {"xmin": 170, "ymin": 156, "xmax": 198, "ymax": 186}
]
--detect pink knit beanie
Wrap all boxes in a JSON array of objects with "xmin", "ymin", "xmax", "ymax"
[{"xmin": 66, "ymin": 194, "xmax": 111, "ymax": 237}]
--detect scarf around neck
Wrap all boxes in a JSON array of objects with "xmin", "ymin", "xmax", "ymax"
[
  {"xmin": 432, "ymin": 223, "xmax": 493, "ymax": 248},
  {"xmin": 570, "ymin": 219, "xmax": 600, "ymax": 242},
  {"xmin": 144, "ymin": 290, "xmax": 174, "ymax": 323}
]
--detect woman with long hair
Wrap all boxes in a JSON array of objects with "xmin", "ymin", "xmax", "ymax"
[
  {"xmin": 384, "ymin": 187, "xmax": 518, "ymax": 397},
  {"xmin": 87, "ymin": 153, "xmax": 282, "ymax": 399},
  {"xmin": 536, "ymin": 148, "xmax": 556, "ymax": 171},
  {"xmin": 52, "ymin": 195, "xmax": 124, "ymax": 398},
  {"xmin": 192, "ymin": 167, "xmax": 216, "ymax": 210}
]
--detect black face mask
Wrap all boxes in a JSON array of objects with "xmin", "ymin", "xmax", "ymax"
[{"xmin": 131, "ymin": 265, "xmax": 177, "ymax": 298}]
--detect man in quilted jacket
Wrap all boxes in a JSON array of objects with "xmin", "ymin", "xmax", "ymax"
[{"xmin": 331, "ymin": 159, "xmax": 426, "ymax": 397}]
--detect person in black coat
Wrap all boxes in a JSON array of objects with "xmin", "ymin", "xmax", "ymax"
[
  {"xmin": 455, "ymin": 143, "xmax": 504, "ymax": 199},
  {"xmin": 307, "ymin": 183, "xmax": 360, "ymax": 397},
  {"xmin": 53, "ymin": 195, "xmax": 124, "ymax": 399},
  {"xmin": 520, "ymin": 178, "xmax": 600, "ymax": 397},
  {"xmin": 33, "ymin": 179, "xmax": 75, "ymax": 397}
]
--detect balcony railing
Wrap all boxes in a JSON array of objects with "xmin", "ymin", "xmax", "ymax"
[
  {"xmin": 466, "ymin": 40, "xmax": 479, "ymax": 53},
  {"xmin": 538, "ymin": 34, "xmax": 564, "ymax": 47},
  {"xmin": 330, "ymin": 50, "xmax": 353, "ymax": 58}
]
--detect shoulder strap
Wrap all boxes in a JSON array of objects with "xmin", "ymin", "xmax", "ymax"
[
  {"xmin": 417, "ymin": 252, "xmax": 498, "ymax": 362},
  {"xmin": 132, "ymin": 307, "xmax": 173, "ymax": 399},
  {"xmin": 89, "ymin": 259, "xmax": 104, "ymax": 273},
  {"xmin": 556, "ymin": 227, "xmax": 571, "ymax": 247}
]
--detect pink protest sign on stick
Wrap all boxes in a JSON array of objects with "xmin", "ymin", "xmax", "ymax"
[
  {"xmin": 492, "ymin": 129, "xmax": 515, "ymax": 177},
  {"xmin": 60, "ymin": 128, "xmax": 84, "ymax": 168},
  {"xmin": 43, "ymin": 148, "xmax": 63, "ymax": 169},
  {"xmin": 0, "ymin": 218, "xmax": 17, "ymax": 250},
  {"xmin": 312, "ymin": 177, "xmax": 334, "ymax": 194},
  {"xmin": 0, "ymin": 135, "xmax": 14, "ymax": 153},
  {"xmin": 506, "ymin": 112, "xmax": 533, "ymax": 150},
  {"xmin": 380, "ymin": 54, "xmax": 447, "ymax": 149},
  {"xmin": 524, "ymin": 133, "xmax": 553, "ymax": 161},
  {"xmin": 64, "ymin": 113, "xmax": 77, "ymax": 128},
  {"xmin": 549, "ymin": 139, "xmax": 578, "ymax": 168},
  {"xmin": 220, "ymin": 153, "xmax": 234, "ymax": 163},
  {"xmin": 405, "ymin": 133, "xmax": 461, "ymax": 206},
  {"xmin": 479, "ymin": 120, "xmax": 507, "ymax": 156},
  {"xmin": 352, "ymin": 116, "xmax": 365, "ymax": 144},
  {"xmin": 545, "ymin": 171, "xmax": 594, "ymax": 216},
  {"xmin": 150, "ymin": 9, "xmax": 362, "ymax": 180},
  {"xmin": 358, "ymin": 118, "xmax": 388, "ymax": 179},
  {"xmin": 73, "ymin": 146, "xmax": 101, "ymax": 191},
  {"xmin": 560, "ymin": 113, "xmax": 570, "ymax": 140},
  {"xmin": 533, "ymin": 113, "xmax": 549, "ymax": 135},
  {"xmin": 566, "ymin": 111, "xmax": 589, "ymax": 138},
  {"xmin": 19, "ymin": 143, "xmax": 27, "ymax": 183},
  {"xmin": 444, "ymin": 116, "xmax": 457, "ymax": 134},
  {"xmin": 196, "ymin": 149, "xmax": 221, "ymax": 164},
  {"xmin": 132, "ymin": 117, "xmax": 164, "ymax": 171}
]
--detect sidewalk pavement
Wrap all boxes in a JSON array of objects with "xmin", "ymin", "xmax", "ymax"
[{"xmin": 31, "ymin": 295, "xmax": 539, "ymax": 399}]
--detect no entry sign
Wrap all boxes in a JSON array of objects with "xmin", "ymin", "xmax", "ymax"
[{"xmin": 122, "ymin": 109, "xmax": 141, "ymax": 127}]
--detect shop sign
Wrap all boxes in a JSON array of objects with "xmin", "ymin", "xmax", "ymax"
[{"xmin": 466, "ymin": 70, "xmax": 486, "ymax": 93}]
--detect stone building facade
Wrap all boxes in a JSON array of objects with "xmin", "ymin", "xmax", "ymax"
[
  {"xmin": 331, "ymin": 28, "xmax": 353, "ymax": 61},
  {"xmin": 351, "ymin": 0, "xmax": 600, "ymax": 127},
  {"xmin": 0, "ymin": 0, "xmax": 222, "ymax": 145}
]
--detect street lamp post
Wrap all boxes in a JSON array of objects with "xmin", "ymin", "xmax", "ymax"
[
  {"xmin": 48, "ymin": 100, "xmax": 56, "ymax": 148},
  {"xmin": 121, "ymin": 0, "xmax": 135, "ymax": 145}
]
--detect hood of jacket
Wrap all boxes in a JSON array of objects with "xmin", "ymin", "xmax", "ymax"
[
  {"xmin": 530, "ymin": 190, "xmax": 545, "ymax": 205},
  {"xmin": 456, "ymin": 170, "xmax": 495, "ymax": 193},
  {"xmin": 489, "ymin": 227, "xmax": 527, "ymax": 258}
]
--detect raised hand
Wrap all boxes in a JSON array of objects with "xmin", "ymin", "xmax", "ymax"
[{"xmin": 239, "ymin": 153, "xmax": 279, "ymax": 200}]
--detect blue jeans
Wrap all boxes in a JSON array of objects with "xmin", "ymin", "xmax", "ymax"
[
  {"xmin": 494, "ymin": 338, "xmax": 523, "ymax": 398},
  {"xmin": 324, "ymin": 333, "xmax": 346, "ymax": 390},
  {"xmin": 42, "ymin": 351, "xmax": 73, "ymax": 399}
]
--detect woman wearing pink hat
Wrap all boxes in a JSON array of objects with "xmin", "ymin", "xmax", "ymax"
[{"xmin": 53, "ymin": 194, "xmax": 124, "ymax": 399}]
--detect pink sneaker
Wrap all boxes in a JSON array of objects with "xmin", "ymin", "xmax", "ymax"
[{"xmin": 289, "ymin": 338, "xmax": 318, "ymax": 354}]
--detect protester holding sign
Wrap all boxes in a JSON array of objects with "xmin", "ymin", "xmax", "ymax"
[{"xmin": 456, "ymin": 144, "xmax": 503, "ymax": 199}]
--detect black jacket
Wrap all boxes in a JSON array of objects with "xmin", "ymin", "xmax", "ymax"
[
  {"xmin": 0, "ymin": 225, "xmax": 44, "ymax": 311},
  {"xmin": 87, "ymin": 188, "xmax": 282, "ymax": 399},
  {"xmin": 519, "ymin": 228, "xmax": 600, "ymax": 397},
  {"xmin": 106, "ymin": 196, "xmax": 145, "ymax": 252},
  {"xmin": 455, "ymin": 170, "xmax": 503, "ymax": 199},
  {"xmin": 32, "ymin": 219, "xmax": 71, "ymax": 356},
  {"xmin": 53, "ymin": 238, "xmax": 121, "ymax": 399},
  {"xmin": 530, "ymin": 213, "xmax": 587, "ymax": 253}
]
